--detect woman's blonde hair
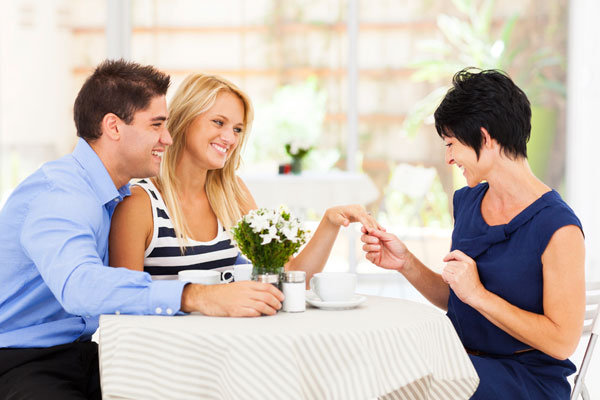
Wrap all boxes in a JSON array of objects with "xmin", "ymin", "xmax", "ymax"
[{"xmin": 155, "ymin": 73, "xmax": 254, "ymax": 248}]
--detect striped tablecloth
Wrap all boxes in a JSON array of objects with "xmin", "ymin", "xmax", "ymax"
[{"xmin": 99, "ymin": 296, "xmax": 479, "ymax": 399}]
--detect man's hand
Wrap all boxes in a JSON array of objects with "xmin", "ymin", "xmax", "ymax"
[
  {"xmin": 441, "ymin": 250, "xmax": 486, "ymax": 307},
  {"xmin": 181, "ymin": 281, "xmax": 285, "ymax": 317},
  {"xmin": 361, "ymin": 228, "xmax": 412, "ymax": 272}
]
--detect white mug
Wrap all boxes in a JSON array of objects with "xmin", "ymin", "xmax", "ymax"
[
  {"xmin": 310, "ymin": 272, "xmax": 356, "ymax": 302},
  {"xmin": 232, "ymin": 264, "xmax": 253, "ymax": 282},
  {"xmin": 178, "ymin": 269, "xmax": 233, "ymax": 285}
]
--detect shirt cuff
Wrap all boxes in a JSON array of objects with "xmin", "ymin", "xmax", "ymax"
[{"xmin": 148, "ymin": 279, "xmax": 186, "ymax": 316}]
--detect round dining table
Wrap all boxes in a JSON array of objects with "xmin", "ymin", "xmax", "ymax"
[{"xmin": 98, "ymin": 294, "xmax": 479, "ymax": 399}]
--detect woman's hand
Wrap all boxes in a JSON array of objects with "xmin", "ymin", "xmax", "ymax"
[
  {"xmin": 361, "ymin": 228, "xmax": 412, "ymax": 272},
  {"xmin": 324, "ymin": 204, "xmax": 382, "ymax": 233},
  {"xmin": 181, "ymin": 281, "xmax": 285, "ymax": 317},
  {"xmin": 441, "ymin": 250, "xmax": 487, "ymax": 307}
]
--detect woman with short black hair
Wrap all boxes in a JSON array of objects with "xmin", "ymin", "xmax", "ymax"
[{"xmin": 362, "ymin": 68, "xmax": 585, "ymax": 399}]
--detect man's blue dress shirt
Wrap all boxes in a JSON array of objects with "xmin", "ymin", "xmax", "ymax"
[{"xmin": 0, "ymin": 139, "xmax": 186, "ymax": 348}]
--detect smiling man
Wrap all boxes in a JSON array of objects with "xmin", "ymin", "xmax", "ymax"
[
  {"xmin": 0, "ymin": 60, "xmax": 179, "ymax": 399},
  {"xmin": 0, "ymin": 60, "xmax": 285, "ymax": 399}
]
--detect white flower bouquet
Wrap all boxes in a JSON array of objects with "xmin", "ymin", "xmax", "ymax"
[{"xmin": 231, "ymin": 207, "xmax": 309, "ymax": 276}]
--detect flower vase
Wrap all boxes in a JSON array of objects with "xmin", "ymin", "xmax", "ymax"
[{"xmin": 291, "ymin": 157, "xmax": 302, "ymax": 175}]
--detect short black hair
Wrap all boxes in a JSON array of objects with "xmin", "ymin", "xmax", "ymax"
[
  {"xmin": 73, "ymin": 59, "xmax": 171, "ymax": 141},
  {"xmin": 434, "ymin": 68, "xmax": 531, "ymax": 159}
]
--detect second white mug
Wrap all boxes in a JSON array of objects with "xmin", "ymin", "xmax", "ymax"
[{"xmin": 310, "ymin": 272, "xmax": 357, "ymax": 302}]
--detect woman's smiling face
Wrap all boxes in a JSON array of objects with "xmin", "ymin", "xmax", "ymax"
[
  {"xmin": 444, "ymin": 135, "xmax": 483, "ymax": 187},
  {"xmin": 183, "ymin": 90, "xmax": 245, "ymax": 171}
]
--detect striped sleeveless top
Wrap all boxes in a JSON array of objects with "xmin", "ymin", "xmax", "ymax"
[{"xmin": 135, "ymin": 179, "xmax": 243, "ymax": 280}]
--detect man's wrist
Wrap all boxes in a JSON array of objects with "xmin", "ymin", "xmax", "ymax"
[
  {"xmin": 180, "ymin": 283, "xmax": 193, "ymax": 313},
  {"xmin": 181, "ymin": 283, "xmax": 208, "ymax": 313}
]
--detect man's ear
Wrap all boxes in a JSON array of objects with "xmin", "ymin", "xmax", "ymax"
[
  {"xmin": 102, "ymin": 113, "xmax": 121, "ymax": 141},
  {"xmin": 481, "ymin": 127, "xmax": 494, "ymax": 149}
]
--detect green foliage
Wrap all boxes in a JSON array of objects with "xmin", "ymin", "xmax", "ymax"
[
  {"xmin": 230, "ymin": 208, "xmax": 309, "ymax": 275},
  {"xmin": 247, "ymin": 77, "xmax": 327, "ymax": 164},
  {"xmin": 285, "ymin": 143, "xmax": 312, "ymax": 160},
  {"xmin": 403, "ymin": 0, "xmax": 565, "ymax": 138}
]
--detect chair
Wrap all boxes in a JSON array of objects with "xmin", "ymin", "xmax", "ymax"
[{"xmin": 571, "ymin": 281, "xmax": 600, "ymax": 400}]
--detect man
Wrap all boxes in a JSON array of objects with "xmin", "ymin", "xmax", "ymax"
[{"xmin": 0, "ymin": 60, "xmax": 283, "ymax": 399}]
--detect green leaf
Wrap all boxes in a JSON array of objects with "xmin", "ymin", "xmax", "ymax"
[
  {"xmin": 437, "ymin": 15, "xmax": 470, "ymax": 49},
  {"xmin": 230, "ymin": 208, "xmax": 309, "ymax": 274},
  {"xmin": 500, "ymin": 14, "xmax": 518, "ymax": 46},
  {"xmin": 402, "ymin": 86, "xmax": 451, "ymax": 137},
  {"xmin": 474, "ymin": 0, "xmax": 495, "ymax": 37}
]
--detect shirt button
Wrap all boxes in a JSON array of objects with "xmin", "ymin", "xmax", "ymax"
[
  {"xmin": 166, "ymin": 308, "xmax": 173, "ymax": 315},
  {"xmin": 115, "ymin": 310, "xmax": 121, "ymax": 315},
  {"xmin": 155, "ymin": 307, "xmax": 162, "ymax": 314}
]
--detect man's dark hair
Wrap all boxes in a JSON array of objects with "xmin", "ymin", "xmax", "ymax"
[
  {"xmin": 434, "ymin": 68, "xmax": 531, "ymax": 159},
  {"xmin": 74, "ymin": 59, "xmax": 171, "ymax": 141}
]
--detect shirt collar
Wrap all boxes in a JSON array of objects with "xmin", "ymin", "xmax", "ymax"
[{"xmin": 72, "ymin": 138, "xmax": 131, "ymax": 206}]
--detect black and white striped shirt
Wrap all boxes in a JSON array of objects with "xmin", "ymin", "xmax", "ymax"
[{"xmin": 135, "ymin": 179, "xmax": 242, "ymax": 280}]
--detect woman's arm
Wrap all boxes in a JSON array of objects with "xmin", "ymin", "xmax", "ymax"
[
  {"xmin": 286, "ymin": 205, "xmax": 380, "ymax": 282},
  {"xmin": 236, "ymin": 177, "xmax": 379, "ymax": 282},
  {"xmin": 444, "ymin": 225, "xmax": 585, "ymax": 359},
  {"xmin": 108, "ymin": 180, "xmax": 285, "ymax": 317},
  {"xmin": 108, "ymin": 185, "xmax": 154, "ymax": 271},
  {"xmin": 362, "ymin": 229, "xmax": 450, "ymax": 309}
]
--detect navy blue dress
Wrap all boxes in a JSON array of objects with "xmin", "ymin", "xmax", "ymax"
[{"xmin": 448, "ymin": 183, "xmax": 582, "ymax": 399}]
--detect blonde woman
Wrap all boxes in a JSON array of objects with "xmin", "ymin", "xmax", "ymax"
[{"xmin": 109, "ymin": 73, "xmax": 378, "ymax": 317}]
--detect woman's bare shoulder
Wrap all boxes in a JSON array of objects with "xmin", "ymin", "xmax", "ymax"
[
  {"xmin": 112, "ymin": 185, "xmax": 153, "ymax": 227},
  {"xmin": 122, "ymin": 185, "xmax": 151, "ymax": 208}
]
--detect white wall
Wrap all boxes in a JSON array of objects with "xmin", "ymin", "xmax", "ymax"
[
  {"xmin": 0, "ymin": 0, "xmax": 75, "ymax": 198},
  {"xmin": 567, "ymin": 0, "xmax": 600, "ymax": 281}
]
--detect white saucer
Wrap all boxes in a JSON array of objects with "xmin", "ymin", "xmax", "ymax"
[{"xmin": 305, "ymin": 290, "xmax": 367, "ymax": 310}]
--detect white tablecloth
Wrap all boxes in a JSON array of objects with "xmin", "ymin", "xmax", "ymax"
[
  {"xmin": 239, "ymin": 171, "xmax": 379, "ymax": 214},
  {"xmin": 99, "ymin": 296, "xmax": 479, "ymax": 399}
]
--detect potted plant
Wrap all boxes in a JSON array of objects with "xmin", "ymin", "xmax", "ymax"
[
  {"xmin": 285, "ymin": 140, "xmax": 312, "ymax": 174},
  {"xmin": 246, "ymin": 77, "xmax": 339, "ymax": 173},
  {"xmin": 230, "ymin": 207, "xmax": 309, "ymax": 283}
]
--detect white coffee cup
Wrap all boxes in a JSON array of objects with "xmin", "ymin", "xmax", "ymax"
[
  {"xmin": 178, "ymin": 270, "xmax": 233, "ymax": 285},
  {"xmin": 310, "ymin": 272, "xmax": 357, "ymax": 302},
  {"xmin": 233, "ymin": 264, "xmax": 253, "ymax": 282}
]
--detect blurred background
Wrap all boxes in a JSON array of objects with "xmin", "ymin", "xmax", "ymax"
[
  {"xmin": 1, "ymin": 0, "xmax": 598, "ymax": 393},
  {"xmin": 0, "ymin": 0, "xmax": 597, "ymax": 287}
]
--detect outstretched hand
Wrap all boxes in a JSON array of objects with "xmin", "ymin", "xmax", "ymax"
[
  {"xmin": 181, "ymin": 281, "xmax": 285, "ymax": 317},
  {"xmin": 441, "ymin": 250, "xmax": 486, "ymax": 307},
  {"xmin": 361, "ymin": 228, "xmax": 411, "ymax": 271},
  {"xmin": 324, "ymin": 204, "xmax": 383, "ymax": 233}
]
